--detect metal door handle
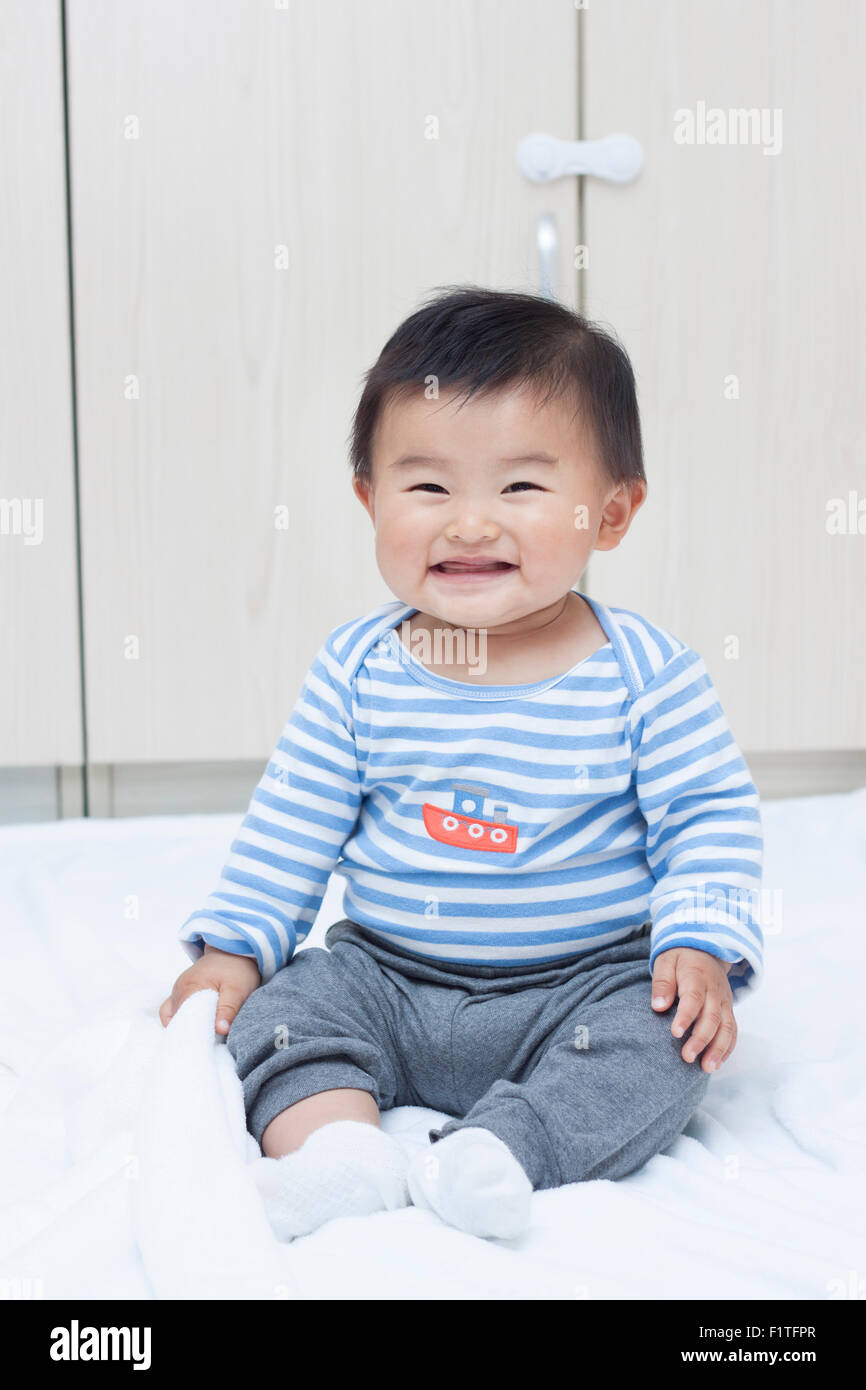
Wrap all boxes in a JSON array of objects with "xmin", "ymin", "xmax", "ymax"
[{"xmin": 517, "ymin": 132, "xmax": 643, "ymax": 184}]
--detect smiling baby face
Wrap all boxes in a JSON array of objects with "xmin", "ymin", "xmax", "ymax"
[{"xmin": 353, "ymin": 382, "xmax": 646, "ymax": 635}]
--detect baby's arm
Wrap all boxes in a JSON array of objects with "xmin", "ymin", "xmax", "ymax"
[
  {"xmin": 630, "ymin": 645, "xmax": 764, "ymax": 1067},
  {"xmin": 163, "ymin": 629, "xmax": 362, "ymax": 1033},
  {"xmin": 159, "ymin": 943, "xmax": 261, "ymax": 1035}
]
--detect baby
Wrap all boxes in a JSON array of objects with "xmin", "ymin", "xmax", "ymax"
[{"xmin": 160, "ymin": 285, "xmax": 764, "ymax": 1241}]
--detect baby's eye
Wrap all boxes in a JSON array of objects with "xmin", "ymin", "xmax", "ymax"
[{"xmin": 408, "ymin": 480, "xmax": 542, "ymax": 495}]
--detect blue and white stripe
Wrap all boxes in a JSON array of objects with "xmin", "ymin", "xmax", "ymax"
[{"xmin": 179, "ymin": 589, "xmax": 764, "ymax": 994}]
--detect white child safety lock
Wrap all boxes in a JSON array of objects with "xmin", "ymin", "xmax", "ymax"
[{"xmin": 516, "ymin": 132, "xmax": 644, "ymax": 184}]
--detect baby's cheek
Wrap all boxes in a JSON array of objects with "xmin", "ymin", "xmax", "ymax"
[
  {"xmin": 534, "ymin": 508, "xmax": 590, "ymax": 554},
  {"xmin": 379, "ymin": 507, "xmax": 430, "ymax": 555}
]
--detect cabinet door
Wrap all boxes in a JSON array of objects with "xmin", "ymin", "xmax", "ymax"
[
  {"xmin": 67, "ymin": 0, "xmax": 580, "ymax": 762},
  {"xmin": 0, "ymin": 0, "xmax": 82, "ymax": 766},
  {"xmin": 583, "ymin": 0, "xmax": 866, "ymax": 750}
]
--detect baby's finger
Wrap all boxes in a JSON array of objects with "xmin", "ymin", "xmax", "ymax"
[
  {"xmin": 160, "ymin": 975, "xmax": 202, "ymax": 1027},
  {"xmin": 681, "ymin": 995, "xmax": 722, "ymax": 1064},
  {"xmin": 711, "ymin": 1010, "xmax": 738, "ymax": 1069},
  {"xmin": 699, "ymin": 1006, "xmax": 735, "ymax": 1072},
  {"xmin": 215, "ymin": 983, "xmax": 248, "ymax": 1036},
  {"xmin": 671, "ymin": 974, "xmax": 704, "ymax": 1040},
  {"xmin": 651, "ymin": 955, "xmax": 678, "ymax": 1011}
]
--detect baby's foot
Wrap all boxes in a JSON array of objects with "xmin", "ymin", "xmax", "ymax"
[
  {"xmin": 253, "ymin": 1119, "xmax": 410, "ymax": 1240},
  {"xmin": 407, "ymin": 1127, "xmax": 533, "ymax": 1239}
]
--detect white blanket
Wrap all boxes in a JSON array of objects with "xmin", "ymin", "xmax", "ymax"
[{"xmin": 1, "ymin": 786, "xmax": 864, "ymax": 1300}]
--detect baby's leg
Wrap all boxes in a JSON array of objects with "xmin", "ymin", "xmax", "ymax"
[
  {"xmin": 409, "ymin": 934, "xmax": 711, "ymax": 1236},
  {"xmin": 228, "ymin": 944, "xmax": 410, "ymax": 1238},
  {"xmin": 261, "ymin": 1087, "xmax": 379, "ymax": 1156},
  {"xmin": 227, "ymin": 940, "xmax": 403, "ymax": 1147}
]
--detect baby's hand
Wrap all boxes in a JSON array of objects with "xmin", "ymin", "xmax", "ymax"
[
  {"xmin": 159, "ymin": 944, "xmax": 262, "ymax": 1037},
  {"xmin": 650, "ymin": 946, "xmax": 736, "ymax": 1073}
]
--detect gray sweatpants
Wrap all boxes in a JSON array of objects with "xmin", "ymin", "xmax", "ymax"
[{"xmin": 227, "ymin": 918, "xmax": 711, "ymax": 1191}]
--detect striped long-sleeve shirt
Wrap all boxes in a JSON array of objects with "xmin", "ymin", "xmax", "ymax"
[{"xmin": 179, "ymin": 589, "xmax": 765, "ymax": 995}]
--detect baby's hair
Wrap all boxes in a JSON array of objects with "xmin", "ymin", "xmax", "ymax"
[{"xmin": 348, "ymin": 284, "xmax": 645, "ymax": 490}]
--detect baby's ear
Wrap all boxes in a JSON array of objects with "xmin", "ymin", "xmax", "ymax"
[
  {"xmin": 352, "ymin": 475, "xmax": 375, "ymax": 520},
  {"xmin": 596, "ymin": 480, "xmax": 646, "ymax": 551}
]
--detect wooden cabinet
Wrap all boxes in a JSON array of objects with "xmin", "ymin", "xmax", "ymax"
[
  {"xmin": 0, "ymin": 1, "xmax": 82, "ymax": 769},
  {"xmin": 66, "ymin": 0, "xmax": 578, "ymax": 763},
  {"xmin": 583, "ymin": 0, "xmax": 866, "ymax": 750},
  {"xmin": 2, "ymin": 1, "xmax": 863, "ymax": 809}
]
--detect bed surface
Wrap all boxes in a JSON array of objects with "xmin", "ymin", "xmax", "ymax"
[{"xmin": 1, "ymin": 786, "xmax": 864, "ymax": 1300}]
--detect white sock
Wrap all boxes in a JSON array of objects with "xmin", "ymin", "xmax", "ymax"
[
  {"xmin": 407, "ymin": 1127, "xmax": 533, "ymax": 1239},
  {"xmin": 253, "ymin": 1119, "xmax": 410, "ymax": 1240}
]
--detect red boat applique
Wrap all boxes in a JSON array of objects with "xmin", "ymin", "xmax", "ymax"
[{"xmin": 422, "ymin": 781, "xmax": 518, "ymax": 853}]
